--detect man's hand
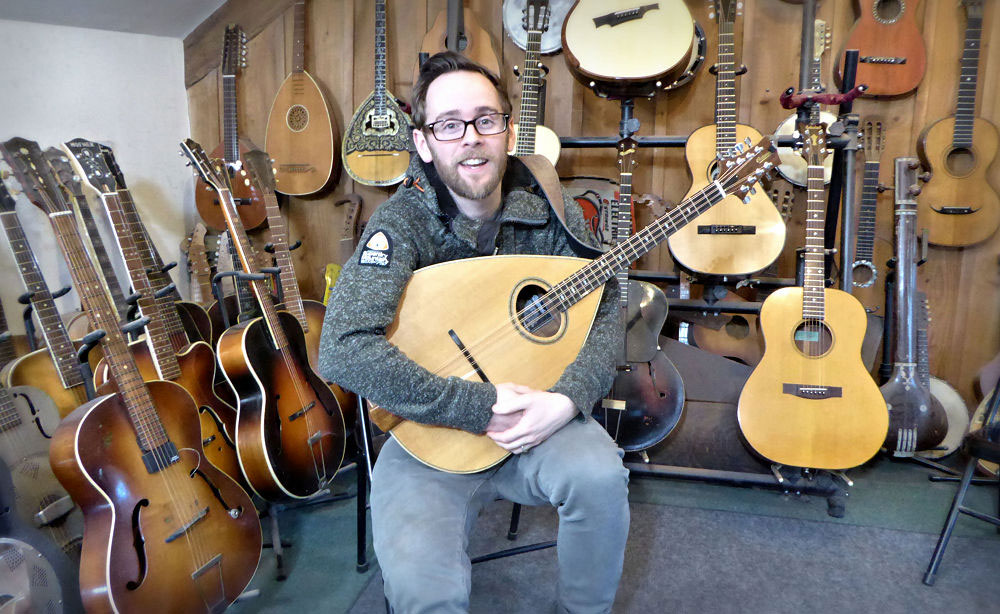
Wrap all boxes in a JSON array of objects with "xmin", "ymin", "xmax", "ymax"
[{"xmin": 486, "ymin": 382, "xmax": 578, "ymax": 454}]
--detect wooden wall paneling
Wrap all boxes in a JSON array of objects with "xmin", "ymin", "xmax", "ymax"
[
  {"xmin": 187, "ymin": 67, "xmax": 221, "ymax": 152},
  {"xmin": 241, "ymin": 16, "xmax": 286, "ymax": 150}
]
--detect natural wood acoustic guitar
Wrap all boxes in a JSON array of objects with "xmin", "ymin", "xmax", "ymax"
[
  {"xmin": 666, "ymin": 0, "xmax": 785, "ymax": 277},
  {"xmin": 835, "ymin": 0, "xmax": 926, "ymax": 98},
  {"xmin": 368, "ymin": 140, "xmax": 778, "ymax": 473},
  {"xmin": 264, "ymin": 0, "xmax": 340, "ymax": 196},
  {"xmin": 412, "ymin": 0, "xmax": 501, "ymax": 85},
  {"xmin": 737, "ymin": 125, "xmax": 888, "ymax": 470},
  {"xmin": 916, "ymin": 0, "xmax": 999, "ymax": 247},
  {"xmin": 509, "ymin": 0, "xmax": 561, "ymax": 166},
  {"xmin": 342, "ymin": 0, "xmax": 412, "ymax": 187}
]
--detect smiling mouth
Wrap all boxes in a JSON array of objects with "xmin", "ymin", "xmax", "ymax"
[{"xmin": 459, "ymin": 158, "xmax": 488, "ymax": 168}]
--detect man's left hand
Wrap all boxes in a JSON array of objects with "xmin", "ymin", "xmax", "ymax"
[{"xmin": 486, "ymin": 383, "xmax": 578, "ymax": 453}]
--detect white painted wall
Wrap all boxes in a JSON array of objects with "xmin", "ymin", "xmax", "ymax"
[{"xmin": 0, "ymin": 18, "xmax": 195, "ymax": 335}]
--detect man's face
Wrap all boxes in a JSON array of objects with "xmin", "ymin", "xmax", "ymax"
[{"xmin": 412, "ymin": 71, "xmax": 515, "ymax": 202}]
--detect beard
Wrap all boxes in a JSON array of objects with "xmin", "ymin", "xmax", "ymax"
[{"xmin": 431, "ymin": 148, "xmax": 507, "ymax": 201}]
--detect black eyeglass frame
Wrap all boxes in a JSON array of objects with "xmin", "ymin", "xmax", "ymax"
[{"xmin": 422, "ymin": 113, "xmax": 511, "ymax": 142}]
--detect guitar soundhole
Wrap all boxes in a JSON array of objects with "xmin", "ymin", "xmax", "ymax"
[
  {"xmin": 286, "ymin": 104, "xmax": 309, "ymax": 132},
  {"xmin": 945, "ymin": 147, "xmax": 976, "ymax": 177},
  {"xmin": 725, "ymin": 316, "xmax": 750, "ymax": 340},
  {"xmin": 793, "ymin": 320, "xmax": 833, "ymax": 358},
  {"xmin": 873, "ymin": 0, "xmax": 903, "ymax": 23},
  {"xmin": 512, "ymin": 282, "xmax": 563, "ymax": 340}
]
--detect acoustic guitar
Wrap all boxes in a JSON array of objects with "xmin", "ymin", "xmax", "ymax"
[
  {"xmin": 737, "ymin": 125, "xmax": 888, "ymax": 470},
  {"xmin": 413, "ymin": 0, "xmax": 501, "ymax": 84},
  {"xmin": 562, "ymin": 0, "xmax": 696, "ymax": 98},
  {"xmin": 264, "ymin": 0, "xmax": 340, "ymax": 196},
  {"xmin": 367, "ymin": 138, "xmax": 777, "ymax": 473},
  {"xmin": 666, "ymin": 0, "xmax": 786, "ymax": 277},
  {"xmin": 342, "ymin": 0, "xmax": 412, "ymax": 187},
  {"xmin": 509, "ymin": 0, "xmax": 561, "ymax": 166},
  {"xmin": 2, "ymin": 137, "xmax": 262, "ymax": 614},
  {"xmin": 182, "ymin": 138, "xmax": 346, "ymax": 501},
  {"xmin": 194, "ymin": 24, "xmax": 267, "ymax": 232},
  {"xmin": 835, "ymin": 0, "xmax": 926, "ymax": 98},
  {"xmin": 916, "ymin": 0, "xmax": 999, "ymax": 247}
]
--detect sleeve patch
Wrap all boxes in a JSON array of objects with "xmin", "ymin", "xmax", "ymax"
[{"xmin": 358, "ymin": 230, "xmax": 393, "ymax": 267}]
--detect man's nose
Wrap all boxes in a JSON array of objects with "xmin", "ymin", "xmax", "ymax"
[{"xmin": 460, "ymin": 122, "xmax": 483, "ymax": 145}]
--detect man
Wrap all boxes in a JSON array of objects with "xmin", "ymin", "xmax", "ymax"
[{"xmin": 320, "ymin": 51, "xmax": 629, "ymax": 614}]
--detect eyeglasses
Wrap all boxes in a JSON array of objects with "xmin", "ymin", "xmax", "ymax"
[{"xmin": 423, "ymin": 113, "xmax": 510, "ymax": 142}]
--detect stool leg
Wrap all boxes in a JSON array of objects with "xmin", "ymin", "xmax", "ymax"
[
  {"xmin": 507, "ymin": 502, "xmax": 522, "ymax": 541},
  {"xmin": 924, "ymin": 457, "xmax": 977, "ymax": 586}
]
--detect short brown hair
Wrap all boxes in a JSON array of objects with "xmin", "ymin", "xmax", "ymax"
[{"xmin": 410, "ymin": 51, "xmax": 512, "ymax": 129}]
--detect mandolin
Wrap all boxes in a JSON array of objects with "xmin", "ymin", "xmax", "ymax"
[
  {"xmin": 182, "ymin": 138, "xmax": 346, "ymax": 501},
  {"xmin": 835, "ymin": 0, "xmax": 926, "ymax": 98},
  {"xmin": 342, "ymin": 0, "xmax": 412, "ymax": 187},
  {"xmin": 413, "ymin": 0, "xmax": 501, "ymax": 84},
  {"xmin": 2, "ymin": 137, "xmax": 262, "ymax": 614},
  {"xmin": 264, "ymin": 0, "xmax": 340, "ymax": 196},
  {"xmin": 509, "ymin": 0, "xmax": 561, "ymax": 166},
  {"xmin": 562, "ymin": 0, "xmax": 696, "ymax": 98},
  {"xmin": 916, "ymin": 0, "xmax": 999, "ymax": 247},
  {"xmin": 737, "ymin": 125, "xmax": 888, "ymax": 470},
  {"xmin": 62, "ymin": 139, "xmax": 246, "ymax": 491},
  {"xmin": 366, "ymin": 138, "xmax": 777, "ymax": 473},
  {"xmin": 666, "ymin": 0, "xmax": 786, "ymax": 277},
  {"xmin": 194, "ymin": 24, "xmax": 267, "ymax": 232}
]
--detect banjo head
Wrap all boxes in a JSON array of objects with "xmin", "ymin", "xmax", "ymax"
[{"xmin": 502, "ymin": 0, "xmax": 574, "ymax": 54}]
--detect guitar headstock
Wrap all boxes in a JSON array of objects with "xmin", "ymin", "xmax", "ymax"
[
  {"xmin": 962, "ymin": 0, "xmax": 983, "ymax": 19},
  {"xmin": 523, "ymin": 0, "xmax": 550, "ymax": 34},
  {"xmin": 180, "ymin": 138, "xmax": 234, "ymax": 195},
  {"xmin": 242, "ymin": 149, "xmax": 277, "ymax": 193},
  {"xmin": 800, "ymin": 123, "xmax": 828, "ymax": 167},
  {"xmin": 616, "ymin": 137, "xmax": 638, "ymax": 176},
  {"xmin": 0, "ymin": 161, "xmax": 19, "ymax": 214},
  {"xmin": 44, "ymin": 148, "xmax": 88, "ymax": 201},
  {"xmin": 100, "ymin": 145, "xmax": 128, "ymax": 191},
  {"xmin": 710, "ymin": 0, "xmax": 743, "ymax": 21},
  {"xmin": 862, "ymin": 120, "xmax": 885, "ymax": 159},
  {"xmin": 62, "ymin": 139, "xmax": 118, "ymax": 195},
  {"xmin": 715, "ymin": 136, "xmax": 779, "ymax": 203},
  {"xmin": 221, "ymin": 24, "xmax": 248, "ymax": 77},
  {"xmin": 0, "ymin": 138, "xmax": 68, "ymax": 215},
  {"xmin": 813, "ymin": 19, "xmax": 830, "ymax": 59}
]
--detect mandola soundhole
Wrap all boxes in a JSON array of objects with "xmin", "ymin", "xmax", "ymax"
[
  {"xmin": 945, "ymin": 147, "xmax": 976, "ymax": 177},
  {"xmin": 512, "ymin": 280, "xmax": 563, "ymax": 341},
  {"xmin": 792, "ymin": 320, "xmax": 833, "ymax": 357},
  {"xmin": 286, "ymin": 104, "xmax": 309, "ymax": 132},
  {"xmin": 873, "ymin": 0, "xmax": 903, "ymax": 23}
]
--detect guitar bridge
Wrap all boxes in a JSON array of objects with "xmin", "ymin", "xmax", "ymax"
[
  {"xmin": 859, "ymin": 56, "xmax": 907, "ymax": 65},
  {"xmin": 931, "ymin": 206, "xmax": 977, "ymax": 215},
  {"xmin": 697, "ymin": 224, "xmax": 756, "ymax": 235},
  {"xmin": 782, "ymin": 383, "xmax": 843, "ymax": 399}
]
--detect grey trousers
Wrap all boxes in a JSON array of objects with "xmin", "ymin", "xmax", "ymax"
[{"xmin": 370, "ymin": 416, "xmax": 630, "ymax": 614}]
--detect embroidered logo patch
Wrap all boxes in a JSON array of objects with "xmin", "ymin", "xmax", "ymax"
[{"xmin": 358, "ymin": 230, "xmax": 392, "ymax": 267}]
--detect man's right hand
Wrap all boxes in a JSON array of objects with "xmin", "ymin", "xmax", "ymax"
[{"xmin": 485, "ymin": 383, "xmax": 531, "ymax": 433}]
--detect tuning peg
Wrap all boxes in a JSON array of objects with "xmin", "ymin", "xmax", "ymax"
[
  {"xmin": 742, "ymin": 196, "xmax": 751, "ymax": 204},
  {"xmin": 744, "ymin": 137, "xmax": 752, "ymax": 146}
]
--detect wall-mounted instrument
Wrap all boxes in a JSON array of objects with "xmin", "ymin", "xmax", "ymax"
[
  {"xmin": 342, "ymin": 0, "xmax": 412, "ymax": 187},
  {"xmin": 503, "ymin": 0, "xmax": 573, "ymax": 53},
  {"xmin": 737, "ymin": 125, "xmax": 888, "ymax": 470},
  {"xmin": 182, "ymin": 222, "xmax": 214, "ymax": 305},
  {"xmin": 3, "ymin": 137, "xmax": 262, "ymax": 614},
  {"xmin": 916, "ymin": 0, "xmax": 999, "ymax": 247},
  {"xmin": 63, "ymin": 140, "xmax": 245, "ymax": 490},
  {"xmin": 598, "ymin": 138, "xmax": 684, "ymax": 452},
  {"xmin": 509, "ymin": 0, "xmax": 561, "ymax": 165},
  {"xmin": 667, "ymin": 0, "xmax": 785, "ymax": 277},
  {"xmin": 850, "ymin": 120, "xmax": 885, "ymax": 290},
  {"xmin": 835, "ymin": 0, "xmax": 926, "ymax": 97},
  {"xmin": 264, "ymin": 0, "xmax": 340, "ymax": 196},
  {"xmin": 367, "ymin": 138, "xmax": 777, "ymax": 473},
  {"xmin": 880, "ymin": 157, "xmax": 947, "ymax": 456},
  {"xmin": 182, "ymin": 138, "xmax": 346, "ymax": 501},
  {"xmin": 414, "ymin": 0, "xmax": 501, "ymax": 83},
  {"xmin": 195, "ymin": 24, "xmax": 267, "ymax": 231},
  {"xmin": 774, "ymin": 19, "xmax": 836, "ymax": 186},
  {"xmin": 562, "ymin": 0, "xmax": 696, "ymax": 98}
]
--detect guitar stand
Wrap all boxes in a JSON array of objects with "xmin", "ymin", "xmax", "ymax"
[
  {"xmin": 18, "ymin": 292, "xmax": 36, "ymax": 351},
  {"xmin": 76, "ymin": 328, "xmax": 108, "ymax": 401}
]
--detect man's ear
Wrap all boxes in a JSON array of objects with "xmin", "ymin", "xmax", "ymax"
[
  {"xmin": 413, "ymin": 128, "xmax": 433, "ymax": 163},
  {"xmin": 507, "ymin": 121, "xmax": 517, "ymax": 152}
]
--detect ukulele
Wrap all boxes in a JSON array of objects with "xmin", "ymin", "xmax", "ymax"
[
  {"xmin": 774, "ymin": 19, "xmax": 836, "ymax": 187},
  {"xmin": 182, "ymin": 138, "xmax": 346, "ymax": 501},
  {"xmin": 509, "ymin": 0, "xmax": 561, "ymax": 166},
  {"xmin": 879, "ymin": 158, "xmax": 947, "ymax": 456},
  {"xmin": 666, "ymin": 0, "xmax": 785, "ymax": 277},
  {"xmin": 916, "ymin": 0, "xmax": 1000, "ymax": 247},
  {"xmin": 2, "ymin": 138, "xmax": 262, "ymax": 614},
  {"xmin": 737, "ymin": 125, "xmax": 888, "ymax": 470},
  {"xmin": 503, "ymin": 0, "xmax": 574, "ymax": 53},
  {"xmin": 562, "ymin": 0, "xmax": 696, "ymax": 98},
  {"xmin": 194, "ymin": 24, "xmax": 267, "ymax": 231},
  {"xmin": 62, "ymin": 140, "xmax": 246, "ymax": 491},
  {"xmin": 367, "ymin": 138, "xmax": 776, "ymax": 473},
  {"xmin": 264, "ymin": 0, "xmax": 340, "ymax": 196},
  {"xmin": 413, "ymin": 0, "xmax": 501, "ymax": 84},
  {"xmin": 598, "ymin": 138, "xmax": 684, "ymax": 452},
  {"xmin": 182, "ymin": 222, "xmax": 214, "ymax": 305},
  {"xmin": 342, "ymin": 0, "xmax": 412, "ymax": 187},
  {"xmin": 835, "ymin": 0, "xmax": 926, "ymax": 98}
]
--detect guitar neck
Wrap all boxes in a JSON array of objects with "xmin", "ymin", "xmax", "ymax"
[
  {"xmin": 261, "ymin": 185, "xmax": 308, "ymax": 328},
  {"xmin": 374, "ymin": 0, "xmax": 389, "ymax": 114},
  {"xmin": 0, "ymin": 385, "xmax": 22, "ymax": 434},
  {"xmin": 513, "ymin": 25, "xmax": 545, "ymax": 156},
  {"xmin": 0, "ymin": 211, "xmax": 85, "ymax": 390},
  {"xmin": 802, "ymin": 162, "xmax": 827, "ymax": 320},
  {"xmin": 223, "ymin": 74, "xmax": 240, "ymax": 164},
  {"xmin": 292, "ymin": 1, "xmax": 306, "ymax": 73},
  {"xmin": 70, "ymin": 187, "xmax": 129, "ymax": 319},
  {"xmin": 0, "ymin": 299, "xmax": 16, "ymax": 368},
  {"xmin": 953, "ymin": 8, "xmax": 982, "ymax": 148},
  {"xmin": 714, "ymin": 13, "xmax": 738, "ymax": 156},
  {"xmin": 614, "ymin": 160, "xmax": 634, "ymax": 309},
  {"xmin": 854, "ymin": 159, "xmax": 880, "ymax": 264},
  {"xmin": 188, "ymin": 236, "xmax": 214, "ymax": 304},
  {"xmin": 917, "ymin": 291, "xmax": 930, "ymax": 386}
]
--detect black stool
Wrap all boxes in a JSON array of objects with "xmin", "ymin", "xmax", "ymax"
[{"xmin": 923, "ymin": 390, "xmax": 1000, "ymax": 586}]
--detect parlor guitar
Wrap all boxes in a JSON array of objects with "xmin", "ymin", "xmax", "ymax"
[
  {"xmin": 413, "ymin": 0, "xmax": 502, "ymax": 84},
  {"xmin": 369, "ymin": 138, "xmax": 778, "ymax": 473},
  {"xmin": 835, "ymin": 0, "xmax": 926, "ymax": 98},
  {"xmin": 916, "ymin": 0, "xmax": 1000, "ymax": 247},
  {"xmin": 342, "ymin": 0, "xmax": 412, "ymax": 186},
  {"xmin": 737, "ymin": 125, "xmax": 888, "ymax": 470},
  {"xmin": 264, "ymin": 0, "xmax": 340, "ymax": 196},
  {"xmin": 194, "ymin": 24, "xmax": 267, "ymax": 231},
  {"xmin": 509, "ymin": 0, "xmax": 561, "ymax": 166},
  {"xmin": 667, "ymin": 0, "xmax": 785, "ymax": 277},
  {"xmin": 2, "ymin": 138, "xmax": 262, "ymax": 614},
  {"xmin": 182, "ymin": 138, "xmax": 346, "ymax": 501}
]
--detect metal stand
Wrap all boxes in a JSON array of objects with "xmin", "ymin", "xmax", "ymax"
[{"xmin": 18, "ymin": 292, "xmax": 36, "ymax": 351}]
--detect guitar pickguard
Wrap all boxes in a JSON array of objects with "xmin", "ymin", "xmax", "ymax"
[{"xmin": 344, "ymin": 93, "xmax": 413, "ymax": 155}]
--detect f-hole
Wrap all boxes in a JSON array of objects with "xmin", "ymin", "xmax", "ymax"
[
  {"xmin": 17, "ymin": 391, "xmax": 54, "ymax": 439},
  {"xmin": 199, "ymin": 405, "xmax": 236, "ymax": 449},
  {"xmin": 125, "ymin": 499, "xmax": 150, "ymax": 590},
  {"xmin": 190, "ymin": 467, "xmax": 238, "ymax": 514}
]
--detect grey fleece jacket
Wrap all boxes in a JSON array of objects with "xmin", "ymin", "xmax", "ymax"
[{"xmin": 318, "ymin": 154, "xmax": 622, "ymax": 434}]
